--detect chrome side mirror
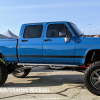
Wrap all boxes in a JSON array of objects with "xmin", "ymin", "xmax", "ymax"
[
  {"xmin": 59, "ymin": 32, "xmax": 66, "ymax": 37},
  {"xmin": 64, "ymin": 36, "xmax": 70, "ymax": 42},
  {"xmin": 59, "ymin": 31, "xmax": 70, "ymax": 42}
]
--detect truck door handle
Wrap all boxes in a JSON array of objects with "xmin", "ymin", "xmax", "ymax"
[
  {"xmin": 21, "ymin": 40, "xmax": 28, "ymax": 42},
  {"xmin": 44, "ymin": 39, "xmax": 52, "ymax": 41}
]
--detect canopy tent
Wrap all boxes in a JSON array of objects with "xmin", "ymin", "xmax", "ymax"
[
  {"xmin": 0, "ymin": 34, "xmax": 12, "ymax": 39},
  {"xmin": 3, "ymin": 30, "xmax": 19, "ymax": 39}
]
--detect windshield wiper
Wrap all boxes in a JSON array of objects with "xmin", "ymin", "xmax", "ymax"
[
  {"xmin": 80, "ymin": 34, "xmax": 86, "ymax": 38},
  {"xmin": 80, "ymin": 34, "xmax": 84, "ymax": 36}
]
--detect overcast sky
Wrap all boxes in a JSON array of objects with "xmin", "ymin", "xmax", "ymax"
[{"xmin": 0, "ymin": 0, "xmax": 100, "ymax": 35}]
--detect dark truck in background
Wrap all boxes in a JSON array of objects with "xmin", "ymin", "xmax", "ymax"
[{"xmin": 0, "ymin": 21, "xmax": 100, "ymax": 95}]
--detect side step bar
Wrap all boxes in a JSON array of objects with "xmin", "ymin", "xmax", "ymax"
[
  {"xmin": 17, "ymin": 63, "xmax": 79, "ymax": 67},
  {"xmin": 15, "ymin": 63, "xmax": 80, "ymax": 71}
]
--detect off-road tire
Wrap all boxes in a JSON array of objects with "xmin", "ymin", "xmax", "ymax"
[
  {"xmin": 0, "ymin": 62, "xmax": 8, "ymax": 86},
  {"xmin": 12, "ymin": 68, "xmax": 31, "ymax": 78},
  {"xmin": 84, "ymin": 61, "xmax": 100, "ymax": 95}
]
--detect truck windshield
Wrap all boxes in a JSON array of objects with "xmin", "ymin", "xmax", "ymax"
[{"xmin": 68, "ymin": 22, "xmax": 83, "ymax": 37}]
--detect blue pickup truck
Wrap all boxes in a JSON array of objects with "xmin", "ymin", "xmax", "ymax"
[{"xmin": 0, "ymin": 21, "xmax": 100, "ymax": 95}]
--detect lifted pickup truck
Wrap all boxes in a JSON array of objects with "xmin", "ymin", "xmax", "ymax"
[{"xmin": 0, "ymin": 21, "xmax": 100, "ymax": 95}]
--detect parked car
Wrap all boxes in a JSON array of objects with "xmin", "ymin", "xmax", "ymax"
[{"xmin": 0, "ymin": 21, "xmax": 100, "ymax": 95}]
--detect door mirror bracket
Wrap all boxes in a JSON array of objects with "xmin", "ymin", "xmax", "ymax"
[
  {"xmin": 59, "ymin": 31, "xmax": 70, "ymax": 42},
  {"xmin": 64, "ymin": 36, "xmax": 70, "ymax": 43}
]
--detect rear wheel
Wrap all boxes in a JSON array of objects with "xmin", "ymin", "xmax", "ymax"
[
  {"xmin": 0, "ymin": 62, "xmax": 8, "ymax": 86},
  {"xmin": 84, "ymin": 61, "xmax": 100, "ymax": 95},
  {"xmin": 12, "ymin": 68, "xmax": 31, "ymax": 78}
]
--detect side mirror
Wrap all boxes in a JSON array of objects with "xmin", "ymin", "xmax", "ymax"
[
  {"xmin": 59, "ymin": 31, "xmax": 70, "ymax": 42},
  {"xmin": 59, "ymin": 32, "xmax": 66, "ymax": 37},
  {"xmin": 64, "ymin": 36, "xmax": 70, "ymax": 43}
]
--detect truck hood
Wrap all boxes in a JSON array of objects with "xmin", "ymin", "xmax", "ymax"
[{"xmin": 76, "ymin": 37, "xmax": 100, "ymax": 50}]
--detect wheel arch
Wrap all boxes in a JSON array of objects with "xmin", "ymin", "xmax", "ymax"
[{"xmin": 84, "ymin": 49, "xmax": 100, "ymax": 65}]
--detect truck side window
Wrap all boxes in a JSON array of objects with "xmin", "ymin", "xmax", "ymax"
[
  {"xmin": 46, "ymin": 24, "xmax": 72, "ymax": 38},
  {"xmin": 23, "ymin": 25, "xmax": 43, "ymax": 38}
]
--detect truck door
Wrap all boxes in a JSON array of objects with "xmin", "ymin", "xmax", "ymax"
[
  {"xmin": 43, "ymin": 22, "xmax": 75, "ymax": 64},
  {"xmin": 20, "ymin": 24, "xmax": 44, "ymax": 63}
]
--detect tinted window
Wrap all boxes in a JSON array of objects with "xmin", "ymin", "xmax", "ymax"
[
  {"xmin": 23, "ymin": 25, "xmax": 43, "ymax": 38},
  {"xmin": 46, "ymin": 24, "xmax": 72, "ymax": 38}
]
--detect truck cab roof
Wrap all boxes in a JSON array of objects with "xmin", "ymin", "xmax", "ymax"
[{"xmin": 23, "ymin": 21, "xmax": 69, "ymax": 25}]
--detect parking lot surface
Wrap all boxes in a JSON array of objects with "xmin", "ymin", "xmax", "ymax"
[{"xmin": 0, "ymin": 66, "xmax": 100, "ymax": 100}]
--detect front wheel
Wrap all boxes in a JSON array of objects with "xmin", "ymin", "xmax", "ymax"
[
  {"xmin": 12, "ymin": 68, "xmax": 31, "ymax": 78},
  {"xmin": 84, "ymin": 61, "xmax": 100, "ymax": 95}
]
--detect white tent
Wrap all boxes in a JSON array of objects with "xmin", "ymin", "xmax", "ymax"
[
  {"xmin": 3, "ymin": 30, "xmax": 19, "ymax": 39},
  {"xmin": 0, "ymin": 34, "xmax": 12, "ymax": 39}
]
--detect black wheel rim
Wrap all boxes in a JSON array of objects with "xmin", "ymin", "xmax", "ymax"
[{"xmin": 90, "ymin": 69, "xmax": 100, "ymax": 90}]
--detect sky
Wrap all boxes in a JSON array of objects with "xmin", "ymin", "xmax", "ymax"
[{"xmin": 0, "ymin": 0, "xmax": 100, "ymax": 35}]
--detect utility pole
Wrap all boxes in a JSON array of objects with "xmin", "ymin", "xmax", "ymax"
[
  {"xmin": 83, "ymin": 31, "xmax": 84, "ymax": 35},
  {"xmin": 88, "ymin": 24, "xmax": 92, "ymax": 35}
]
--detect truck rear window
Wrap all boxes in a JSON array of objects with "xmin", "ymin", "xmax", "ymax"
[{"xmin": 23, "ymin": 25, "xmax": 43, "ymax": 38}]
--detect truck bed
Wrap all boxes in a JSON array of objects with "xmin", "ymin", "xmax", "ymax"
[{"xmin": 0, "ymin": 39, "xmax": 18, "ymax": 63}]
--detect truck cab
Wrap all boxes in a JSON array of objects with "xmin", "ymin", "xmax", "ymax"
[{"xmin": 18, "ymin": 22, "xmax": 76, "ymax": 64}]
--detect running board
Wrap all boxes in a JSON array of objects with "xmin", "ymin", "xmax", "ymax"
[
  {"xmin": 17, "ymin": 63, "xmax": 79, "ymax": 67},
  {"xmin": 16, "ymin": 63, "xmax": 79, "ymax": 71}
]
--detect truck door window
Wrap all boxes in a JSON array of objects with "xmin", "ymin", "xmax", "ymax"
[
  {"xmin": 46, "ymin": 24, "xmax": 72, "ymax": 38},
  {"xmin": 23, "ymin": 25, "xmax": 43, "ymax": 38}
]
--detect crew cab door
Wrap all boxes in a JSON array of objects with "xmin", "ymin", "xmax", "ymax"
[
  {"xmin": 20, "ymin": 24, "xmax": 44, "ymax": 63},
  {"xmin": 43, "ymin": 22, "xmax": 76, "ymax": 64}
]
